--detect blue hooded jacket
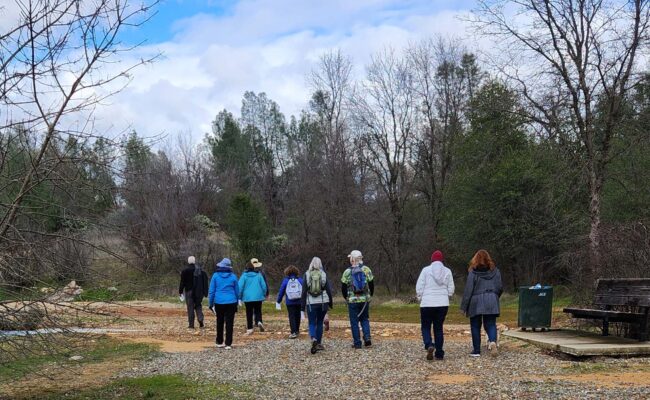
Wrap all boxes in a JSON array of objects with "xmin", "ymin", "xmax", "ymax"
[
  {"xmin": 208, "ymin": 267, "xmax": 239, "ymax": 307},
  {"xmin": 276, "ymin": 275, "xmax": 304, "ymax": 306},
  {"xmin": 238, "ymin": 270, "xmax": 268, "ymax": 302}
]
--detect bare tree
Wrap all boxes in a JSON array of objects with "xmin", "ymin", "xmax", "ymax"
[
  {"xmin": 0, "ymin": 0, "xmax": 157, "ymax": 366},
  {"xmin": 471, "ymin": 0, "xmax": 650, "ymax": 283},
  {"xmin": 350, "ymin": 48, "xmax": 418, "ymax": 293},
  {"xmin": 407, "ymin": 38, "xmax": 482, "ymax": 244}
]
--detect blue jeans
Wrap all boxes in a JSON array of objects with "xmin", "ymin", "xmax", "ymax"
[
  {"xmin": 470, "ymin": 314, "xmax": 498, "ymax": 354},
  {"xmin": 348, "ymin": 302, "xmax": 371, "ymax": 347},
  {"xmin": 307, "ymin": 303, "xmax": 327, "ymax": 343},
  {"xmin": 420, "ymin": 306, "xmax": 448, "ymax": 358}
]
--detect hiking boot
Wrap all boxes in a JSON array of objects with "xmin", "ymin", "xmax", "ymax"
[
  {"xmin": 216, "ymin": 343, "xmax": 225, "ymax": 348},
  {"xmin": 364, "ymin": 340, "xmax": 372, "ymax": 347},
  {"xmin": 426, "ymin": 346, "xmax": 434, "ymax": 361},
  {"xmin": 488, "ymin": 341, "xmax": 498, "ymax": 357},
  {"xmin": 245, "ymin": 329, "xmax": 254, "ymax": 335},
  {"xmin": 316, "ymin": 343, "xmax": 325, "ymax": 351},
  {"xmin": 311, "ymin": 340, "xmax": 319, "ymax": 354},
  {"xmin": 352, "ymin": 344, "xmax": 362, "ymax": 349},
  {"xmin": 199, "ymin": 321, "xmax": 204, "ymax": 328},
  {"xmin": 257, "ymin": 322, "xmax": 265, "ymax": 332}
]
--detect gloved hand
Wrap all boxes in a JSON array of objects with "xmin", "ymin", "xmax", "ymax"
[
  {"xmin": 275, "ymin": 302, "xmax": 281, "ymax": 310},
  {"xmin": 209, "ymin": 305, "xmax": 215, "ymax": 315},
  {"xmin": 179, "ymin": 294, "xmax": 185, "ymax": 302},
  {"xmin": 300, "ymin": 311, "xmax": 305, "ymax": 320}
]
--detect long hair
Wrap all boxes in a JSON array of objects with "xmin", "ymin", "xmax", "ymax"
[
  {"xmin": 308, "ymin": 257, "xmax": 323, "ymax": 271},
  {"xmin": 469, "ymin": 249, "xmax": 495, "ymax": 271},
  {"xmin": 284, "ymin": 265, "xmax": 300, "ymax": 276}
]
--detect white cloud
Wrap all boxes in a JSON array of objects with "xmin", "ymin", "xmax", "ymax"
[{"xmin": 89, "ymin": 1, "xmax": 477, "ymax": 141}]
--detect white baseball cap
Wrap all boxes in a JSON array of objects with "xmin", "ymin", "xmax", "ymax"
[
  {"xmin": 187, "ymin": 256, "xmax": 196, "ymax": 264},
  {"xmin": 348, "ymin": 250, "xmax": 362, "ymax": 258}
]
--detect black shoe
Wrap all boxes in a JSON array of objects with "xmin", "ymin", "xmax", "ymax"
[
  {"xmin": 364, "ymin": 340, "xmax": 372, "ymax": 347},
  {"xmin": 199, "ymin": 321, "xmax": 204, "ymax": 328},
  {"xmin": 188, "ymin": 326, "xmax": 195, "ymax": 329},
  {"xmin": 435, "ymin": 356, "xmax": 444, "ymax": 361},
  {"xmin": 426, "ymin": 346, "xmax": 434, "ymax": 361},
  {"xmin": 352, "ymin": 344, "xmax": 362, "ymax": 349},
  {"xmin": 311, "ymin": 340, "xmax": 318, "ymax": 354}
]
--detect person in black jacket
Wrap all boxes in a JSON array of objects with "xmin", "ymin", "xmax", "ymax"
[{"xmin": 179, "ymin": 256, "xmax": 209, "ymax": 329}]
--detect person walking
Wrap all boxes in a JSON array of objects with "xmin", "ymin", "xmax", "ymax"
[
  {"xmin": 341, "ymin": 250, "xmax": 374, "ymax": 349},
  {"xmin": 208, "ymin": 258, "xmax": 239, "ymax": 349},
  {"xmin": 301, "ymin": 257, "xmax": 333, "ymax": 354},
  {"xmin": 416, "ymin": 250, "xmax": 455, "ymax": 360},
  {"xmin": 460, "ymin": 249, "xmax": 503, "ymax": 357},
  {"xmin": 238, "ymin": 258, "xmax": 268, "ymax": 334},
  {"xmin": 276, "ymin": 265, "xmax": 304, "ymax": 339},
  {"xmin": 178, "ymin": 256, "xmax": 208, "ymax": 329}
]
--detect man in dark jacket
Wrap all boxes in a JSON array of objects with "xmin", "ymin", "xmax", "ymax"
[{"xmin": 179, "ymin": 256, "xmax": 209, "ymax": 329}]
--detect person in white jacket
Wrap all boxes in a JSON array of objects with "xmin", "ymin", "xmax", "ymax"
[{"xmin": 416, "ymin": 250, "xmax": 455, "ymax": 361}]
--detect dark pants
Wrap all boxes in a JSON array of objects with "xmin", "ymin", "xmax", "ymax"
[
  {"xmin": 307, "ymin": 303, "xmax": 327, "ymax": 343},
  {"xmin": 286, "ymin": 304, "xmax": 301, "ymax": 334},
  {"xmin": 184, "ymin": 290, "xmax": 204, "ymax": 328},
  {"xmin": 347, "ymin": 302, "xmax": 371, "ymax": 347},
  {"xmin": 245, "ymin": 301, "xmax": 263, "ymax": 329},
  {"xmin": 215, "ymin": 303, "xmax": 237, "ymax": 346},
  {"xmin": 470, "ymin": 314, "xmax": 498, "ymax": 354},
  {"xmin": 420, "ymin": 306, "xmax": 448, "ymax": 358}
]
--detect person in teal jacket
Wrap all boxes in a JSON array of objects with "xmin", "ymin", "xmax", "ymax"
[
  {"xmin": 208, "ymin": 257, "xmax": 239, "ymax": 349},
  {"xmin": 238, "ymin": 258, "xmax": 268, "ymax": 334}
]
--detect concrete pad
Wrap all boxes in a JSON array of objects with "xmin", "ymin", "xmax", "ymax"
[{"xmin": 503, "ymin": 329, "xmax": 650, "ymax": 356}]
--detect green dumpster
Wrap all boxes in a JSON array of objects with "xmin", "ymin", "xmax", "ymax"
[{"xmin": 518, "ymin": 286, "xmax": 553, "ymax": 331}]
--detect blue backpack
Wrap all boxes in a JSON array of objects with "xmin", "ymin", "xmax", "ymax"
[{"xmin": 350, "ymin": 265, "xmax": 368, "ymax": 295}]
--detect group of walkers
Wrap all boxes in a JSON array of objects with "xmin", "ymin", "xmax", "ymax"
[{"xmin": 178, "ymin": 248, "xmax": 502, "ymax": 358}]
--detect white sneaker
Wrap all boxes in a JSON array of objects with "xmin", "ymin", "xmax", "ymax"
[
  {"xmin": 216, "ymin": 343, "xmax": 225, "ymax": 348},
  {"xmin": 224, "ymin": 346, "xmax": 232, "ymax": 350},
  {"xmin": 257, "ymin": 322, "xmax": 265, "ymax": 332},
  {"xmin": 245, "ymin": 329, "xmax": 253, "ymax": 335},
  {"xmin": 488, "ymin": 342, "xmax": 498, "ymax": 357}
]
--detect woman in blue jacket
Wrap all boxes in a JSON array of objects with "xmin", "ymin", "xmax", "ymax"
[
  {"xmin": 208, "ymin": 258, "xmax": 239, "ymax": 349},
  {"xmin": 276, "ymin": 265, "xmax": 303, "ymax": 339},
  {"xmin": 238, "ymin": 258, "xmax": 268, "ymax": 334}
]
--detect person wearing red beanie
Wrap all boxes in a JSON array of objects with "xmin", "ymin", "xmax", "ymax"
[{"xmin": 416, "ymin": 250, "xmax": 455, "ymax": 360}]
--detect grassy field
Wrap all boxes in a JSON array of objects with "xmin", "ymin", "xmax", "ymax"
[
  {"xmin": 41, "ymin": 375, "xmax": 250, "ymax": 400},
  {"xmin": 0, "ymin": 337, "xmax": 158, "ymax": 383},
  {"xmin": 257, "ymin": 292, "xmax": 572, "ymax": 326}
]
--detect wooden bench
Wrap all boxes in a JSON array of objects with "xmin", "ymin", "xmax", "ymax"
[{"xmin": 563, "ymin": 278, "xmax": 650, "ymax": 342}]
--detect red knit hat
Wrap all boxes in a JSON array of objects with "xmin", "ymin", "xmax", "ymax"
[{"xmin": 431, "ymin": 250, "xmax": 444, "ymax": 262}]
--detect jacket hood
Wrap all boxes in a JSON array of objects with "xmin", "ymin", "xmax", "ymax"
[
  {"xmin": 430, "ymin": 261, "xmax": 448, "ymax": 285},
  {"xmin": 215, "ymin": 266, "xmax": 234, "ymax": 277},
  {"xmin": 244, "ymin": 270, "xmax": 259, "ymax": 276},
  {"xmin": 472, "ymin": 267, "xmax": 498, "ymax": 279}
]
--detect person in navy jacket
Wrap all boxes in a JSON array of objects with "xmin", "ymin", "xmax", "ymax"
[
  {"xmin": 208, "ymin": 258, "xmax": 239, "ymax": 349},
  {"xmin": 276, "ymin": 265, "xmax": 304, "ymax": 338}
]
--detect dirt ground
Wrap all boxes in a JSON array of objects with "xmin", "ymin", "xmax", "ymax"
[{"xmin": 4, "ymin": 301, "xmax": 650, "ymax": 398}]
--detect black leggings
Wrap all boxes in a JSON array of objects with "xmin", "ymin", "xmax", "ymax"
[
  {"xmin": 245, "ymin": 301, "xmax": 263, "ymax": 329},
  {"xmin": 286, "ymin": 304, "xmax": 301, "ymax": 334},
  {"xmin": 214, "ymin": 303, "xmax": 237, "ymax": 346}
]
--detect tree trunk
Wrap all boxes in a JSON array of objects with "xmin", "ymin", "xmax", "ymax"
[{"xmin": 587, "ymin": 166, "xmax": 603, "ymax": 289}]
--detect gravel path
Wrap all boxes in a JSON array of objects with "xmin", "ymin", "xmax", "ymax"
[{"xmin": 126, "ymin": 336, "xmax": 650, "ymax": 399}]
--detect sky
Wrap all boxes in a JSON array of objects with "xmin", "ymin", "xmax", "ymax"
[{"xmin": 83, "ymin": 0, "xmax": 482, "ymax": 141}]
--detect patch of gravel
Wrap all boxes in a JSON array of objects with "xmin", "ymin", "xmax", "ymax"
[{"xmin": 125, "ymin": 337, "xmax": 650, "ymax": 399}]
